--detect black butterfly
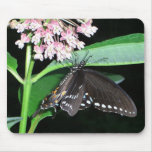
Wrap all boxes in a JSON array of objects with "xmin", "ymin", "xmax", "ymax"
[{"xmin": 33, "ymin": 56, "xmax": 137, "ymax": 118}]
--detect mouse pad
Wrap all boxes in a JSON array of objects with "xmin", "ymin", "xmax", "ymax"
[{"xmin": 7, "ymin": 19, "xmax": 144, "ymax": 133}]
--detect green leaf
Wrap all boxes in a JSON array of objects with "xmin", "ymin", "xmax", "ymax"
[
  {"xmin": 28, "ymin": 111, "xmax": 53, "ymax": 133},
  {"xmin": 7, "ymin": 117, "xmax": 22, "ymax": 130},
  {"xmin": 101, "ymin": 72, "xmax": 125, "ymax": 84},
  {"xmin": 7, "ymin": 52, "xmax": 24, "ymax": 84},
  {"xmin": 7, "ymin": 52, "xmax": 18, "ymax": 72},
  {"xmin": 18, "ymin": 69, "xmax": 124, "ymax": 117},
  {"xmin": 32, "ymin": 33, "xmax": 144, "ymax": 83},
  {"xmin": 85, "ymin": 33, "xmax": 144, "ymax": 49}
]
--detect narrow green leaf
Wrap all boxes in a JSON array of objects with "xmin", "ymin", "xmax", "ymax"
[
  {"xmin": 7, "ymin": 52, "xmax": 18, "ymax": 72},
  {"xmin": 7, "ymin": 117, "xmax": 22, "ymax": 130},
  {"xmin": 85, "ymin": 33, "xmax": 144, "ymax": 49},
  {"xmin": 7, "ymin": 52, "xmax": 24, "ymax": 84}
]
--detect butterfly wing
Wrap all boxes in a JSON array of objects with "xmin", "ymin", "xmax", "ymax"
[
  {"xmin": 79, "ymin": 93, "xmax": 93, "ymax": 110},
  {"xmin": 60, "ymin": 70, "xmax": 85, "ymax": 116},
  {"xmin": 48, "ymin": 69, "xmax": 79, "ymax": 103},
  {"xmin": 83, "ymin": 69, "xmax": 137, "ymax": 117}
]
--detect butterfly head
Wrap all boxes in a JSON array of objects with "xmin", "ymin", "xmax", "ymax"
[{"xmin": 79, "ymin": 60, "xmax": 86, "ymax": 67}]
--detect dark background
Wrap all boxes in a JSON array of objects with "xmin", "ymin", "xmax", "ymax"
[{"xmin": 7, "ymin": 19, "xmax": 144, "ymax": 133}]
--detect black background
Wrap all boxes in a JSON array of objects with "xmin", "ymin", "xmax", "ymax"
[{"xmin": 7, "ymin": 19, "xmax": 144, "ymax": 133}]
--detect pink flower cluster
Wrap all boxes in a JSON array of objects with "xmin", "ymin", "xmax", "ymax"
[{"xmin": 10, "ymin": 19, "xmax": 98, "ymax": 62}]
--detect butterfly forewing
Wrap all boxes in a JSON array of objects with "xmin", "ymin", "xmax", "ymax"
[
  {"xmin": 50, "ymin": 69, "xmax": 80, "ymax": 104},
  {"xmin": 60, "ymin": 70, "xmax": 85, "ymax": 116},
  {"xmin": 55, "ymin": 71, "xmax": 77, "ymax": 95},
  {"xmin": 83, "ymin": 69, "xmax": 137, "ymax": 117}
]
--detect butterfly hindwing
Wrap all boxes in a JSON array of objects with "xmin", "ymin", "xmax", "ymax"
[
  {"xmin": 83, "ymin": 69, "xmax": 137, "ymax": 117},
  {"xmin": 79, "ymin": 93, "xmax": 93, "ymax": 110}
]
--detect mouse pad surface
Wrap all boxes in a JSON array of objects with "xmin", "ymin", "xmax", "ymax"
[{"xmin": 7, "ymin": 19, "xmax": 144, "ymax": 133}]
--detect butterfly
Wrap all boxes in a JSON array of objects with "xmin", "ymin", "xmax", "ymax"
[{"xmin": 33, "ymin": 55, "xmax": 137, "ymax": 118}]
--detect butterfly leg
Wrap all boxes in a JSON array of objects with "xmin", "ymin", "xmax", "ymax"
[{"xmin": 51, "ymin": 106, "xmax": 57, "ymax": 119}]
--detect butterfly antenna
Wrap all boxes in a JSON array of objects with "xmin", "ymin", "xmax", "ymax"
[
  {"xmin": 82, "ymin": 49, "xmax": 90, "ymax": 61},
  {"xmin": 94, "ymin": 57, "xmax": 108, "ymax": 63},
  {"xmin": 66, "ymin": 58, "xmax": 74, "ymax": 66},
  {"xmin": 86, "ymin": 55, "xmax": 93, "ymax": 63},
  {"xmin": 74, "ymin": 52, "xmax": 79, "ymax": 65}
]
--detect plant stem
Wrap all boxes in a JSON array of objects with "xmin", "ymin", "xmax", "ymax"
[
  {"xmin": 28, "ymin": 116, "xmax": 40, "ymax": 133},
  {"xmin": 19, "ymin": 44, "xmax": 34, "ymax": 133},
  {"xmin": 25, "ymin": 44, "xmax": 32, "ymax": 78},
  {"xmin": 19, "ymin": 81, "xmax": 31, "ymax": 133},
  {"xmin": 28, "ymin": 111, "xmax": 53, "ymax": 133}
]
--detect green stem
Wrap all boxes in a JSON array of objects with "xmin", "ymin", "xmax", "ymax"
[
  {"xmin": 28, "ymin": 115, "xmax": 40, "ymax": 133},
  {"xmin": 25, "ymin": 44, "xmax": 32, "ymax": 78},
  {"xmin": 19, "ymin": 80, "xmax": 32, "ymax": 133},
  {"xmin": 28, "ymin": 110, "xmax": 53, "ymax": 133},
  {"xmin": 19, "ymin": 44, "xmax": 34, "ymax": 133}
]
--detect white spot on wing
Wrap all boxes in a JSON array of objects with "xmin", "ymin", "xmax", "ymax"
[
  {"xmin": 40, "ymin": 105, "xmax": 44, "ymax": 110},
  {"xmin": 81, "ymin": 103, "xmax": 85, "ymax": 106},
  {"xmin": 108, "ymin": 105, "xmax": 112, "ymax": 109},
  {"xmin": 102, "ymin": 104, "xmax": 106, "ymax": 108},
  {"xmin": 89, "ymin": 97, "xmax": 93, "ymax": 102},
  {"xmin": 62, "ymin": 101, "xmax": 66, "ymax": 104},
  {"xmin": 86, "ymin": 100, "xmax": 91, "ymax": 104},
  {"xmin": 114, "ymin": 106, "xmax": 117, "ymax": 110},
  {"xmin": 94, "ymin": 102, "xmax": 100, "ymax": 106},
  {"xmin": 65, "ymin": 96, "xmax": 69, "ymax": 99},
  {"xmin": 65, "ymin": 103, "xmax": 69, "ymax": 106},
  {"xmin": 120, "ymin": 108, "xmax": 123, "ymax": 111},
  {"xmin": 79, "ymin": 85, "xmax": 82, "ymax": 89}
]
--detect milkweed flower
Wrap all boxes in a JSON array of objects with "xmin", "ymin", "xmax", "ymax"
[
  {"xmin": 15, "ymin": 23, "xmax": 26, "ymax": 33},
  {"xmin": 15, "ymin": 33, "xmax": 30, "ymax": 49},
  {"xmin": 43, "ymin": 30, "xmax": 54, "ymax": 45},
  {"xmin": 31, "ymin": 33, "xmax": 41, "ymax": 45},
  {"xmin": 28, "ymin": 20, "xmax": 42, "ymax": 31},
  {"xmin": 77, "ymin": 19, "xmax": 98, "ymax": 37},
  {"xmin": 47, "ymin": 20, "xmax": 63, "ymax": 35},
  {"xmin": 33, "ymin": 45, "xmax": 44, "ymax": 61},
  {"xmin": 9, "ymin": 19, "xmax": 98, "ymax": 62}
]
